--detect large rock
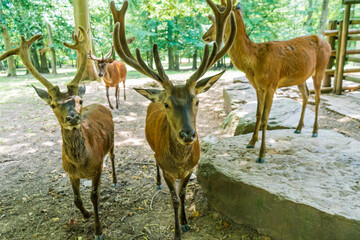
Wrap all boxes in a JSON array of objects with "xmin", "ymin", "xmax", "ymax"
[
  {"xmin": 197, "ymin": 129, "xmax": 360, "ymax": 240},
  {"xmin": 322, "ymin": 92, "xmax": 360, "ymax": 121},
  {"xmin": 222, "ymin": 82, "xmax": 255, "ymax": 114},
  {"xmin": 222, "ymin": 97, "xmax": 315, "ymax": 136}
]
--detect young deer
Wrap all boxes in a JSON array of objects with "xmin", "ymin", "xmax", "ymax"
[
  {"xmin": 203, "ymin": 1, "xmax": 331, "ymax": 163},
  {"xmin": 0, "ymin": 28, "xmax": 116, "ymax": 240},
  {"xmin": 110, "ymin": 0, "xmax": 236, "ymax": 239},
  {"xmin": 88, "ymin": 41, "xmax": 134, "ymax": 109}
]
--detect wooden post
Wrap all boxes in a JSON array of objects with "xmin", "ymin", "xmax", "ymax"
[
  {"xmin": 333, "ymin": 20, "xmax": 343, "ymax": 93},
  {"xmin": 323, "ymin": 20, "xmax": 337, "ymax": 87},
  {"xmin": 335, "ymin": 4, "xmax": 351, "ymax": 95}
]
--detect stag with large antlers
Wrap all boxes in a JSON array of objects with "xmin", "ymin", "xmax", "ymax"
[
  {"xmin": 0, "ymin": 27, "xmax": 116, "ymax": 240},
  {"xmin": 88, "ymin": 40, "xmax": 134, "ymax": 109},
  {"xmin": 110, "ymin": 0, "xmax": 236, "ymax": 239},
  {"xmin": 203, "ymin": 1, "xmax": 331, "ymax": 163}
]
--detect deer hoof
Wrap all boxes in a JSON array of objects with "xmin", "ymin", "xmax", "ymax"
[
  {"xmin": 114, "ymin": 183, "xmax": 118, "ymax": 188},
  {"xmin": 181, "ymin": 224, "xmax": 191, "ymax": 232},
  {"xmin": 256, "ymin": 157, "xmax": 265, "ymax": 163},
  {"xmin": 94, "ymin": 234, "xmax": 105, "ymax": 240},
  {"xmin": 294, "ymin": 129, "xmax": 301, "ymax": 134},
  {"xmin": 312, "ymin": 133, "xmax": 318, "ymax": 138},
  {"xmin": 246, "ymin": 144, "xmax": 255, "ymax": 148},
  {"xmin": 157, "ymin": 185, "xmax": 162, "ymax": 190}
]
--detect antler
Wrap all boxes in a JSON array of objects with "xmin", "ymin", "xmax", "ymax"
[
  {"xmin": 64, "ymin": 26, "xmax": 88, "ymax": 92},
  {"xmin": 0, "ymin": 34, "xmax": 55, "ymax": 91},
  {"xmin": 111, "ymin": 1, "xmax": 171, "ymax": 89},
  {"xmin": 186, "ymin": 0, "xmax": 236, "ymax": 86}
]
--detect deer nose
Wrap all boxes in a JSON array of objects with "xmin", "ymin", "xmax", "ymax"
[
  {"xmin": 179, "ymin": 129, "xmax": 196, "ymax": 143},
  {"xmin": 99, "ymin": 73, "xmax": 103, "ymax": 77},
  {"xmin": 66, "ymin": 112, "xmax": 80, "ymax": 124}
]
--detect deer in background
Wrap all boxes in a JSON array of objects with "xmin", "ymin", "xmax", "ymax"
[
  {"xmin": 0, "ymin": 28, "xmax": 116, "ymax": 240},
  {"xmin": 110, "ymin": 0, "xmax": 236, "ymax": 239},
  {"xmin": 88, "ymin": 41, "xmax": 133, "ymax": 110},
  {"xmin": 203, "ymin": 1, "xmax": 331, "ymax": 163}
]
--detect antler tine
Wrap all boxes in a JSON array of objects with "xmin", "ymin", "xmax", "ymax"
[
  {"xmin": 103, "ymin": 46, "xmax": 114, "ymax": 60},
  {"xmin": 186, "ymin": 44, "xmax": 211, "ymax": 85},
  {"xmin": 112, "ymin": 1, "xmax": 169, "ymax": 86},
  {"xmin": 0, "ymin": 34, "xmax": 55, "ymax": 90},
  {"xmin": 110, "ymin": 1, "xmax": 121, "ymax": 24},
  {"xmin": 153, "ymin": 44, "xmax": 170, "ymax": 83},
  {"xmin": 88, "ymin": 50, "xmax": 102, "ymax": 61},
  {"xmin": 65, "ymin": 26, "xmax": 88, "ymax": 90}
]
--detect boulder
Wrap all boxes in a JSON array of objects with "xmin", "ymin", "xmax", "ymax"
[
  {"xmin": 222, "ymin": 83, "xmax": 255, "ymax": 114},
  {"xmin": 197, "ymin": 129, "xmax": 360, "ymax": 240}
]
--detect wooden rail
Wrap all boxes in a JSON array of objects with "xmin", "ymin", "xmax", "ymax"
[
  {"xmin": 324, "ymin": 29, "xmax": 360, "ymax": 36},
  {"xmin": 331, "ymin": 49, "xmax": 360, "ymax": 56},
  {"xmin": 326, "ymin": 68, "xmax": 360, "ymax": 75}
]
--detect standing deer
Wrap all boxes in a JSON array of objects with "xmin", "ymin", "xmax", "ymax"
[
  {"xmin": 203, "ymin": 1, "xmax": 331, "ymax": 163},
  {"xmin": 110, "ymin": 0, "xmax": 236, "ymax": 239},
  {"xmin": 88, "ymin": 40, "xmax": 134, "ymax": 109},
  {"xmin": 0, "ymin": 28, "xmax": 116, "ymax": 240}
]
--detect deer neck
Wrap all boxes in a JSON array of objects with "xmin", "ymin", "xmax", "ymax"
[
  {"xmin": 167, "ymin": 122, "xmax": 194, "ymax": 161},
  {"xmin": 61, "ymin": 126, "xmax": 87, "ymax": 163},
  {"xmin": 226, "ymin": 10, "xmax": 257, "ymax": 73}
]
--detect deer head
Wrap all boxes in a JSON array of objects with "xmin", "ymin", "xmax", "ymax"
[
  {"xmin": 88, "ymin": 37, "xmax": 134, "ymax": 78},
  {"xmin": 0, "ymin": 27, "xmax": 89, "ymax": 130},
  {"xmin": 110, "ymin": 0, "xmax": 236, "ymax": 145},
  {"xmin": 203, "ymin": 1, "xmax": 241, "ymax": 43}
]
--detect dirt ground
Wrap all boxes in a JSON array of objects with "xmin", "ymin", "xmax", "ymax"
[{"xmin": 0, "ymin": 69, "xmax": 359, "ymax": 240}]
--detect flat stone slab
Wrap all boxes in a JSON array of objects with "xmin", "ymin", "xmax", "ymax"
[
  {"xmin": 322, "ymin": 92, "xmax": 360, "ymax": 121},
  {"xmin": 222, "ymin": 97, "xmax": 315, "ymax": 136},
  {"xmin": 197, "ymin": 129, "xmax": 360, "ymax": 240}
]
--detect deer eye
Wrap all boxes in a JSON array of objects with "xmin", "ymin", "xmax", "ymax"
[
  {"xmin": 196, "ymin": 100, "xmax": 199, "ymax": 106},
  {"xmin": 50, "ymin": 104, "xmax": 56, "ymax": 109},
  {"xmin": 79, "ymin": 100, "xmax": 83, "ymax": 105},
  {"xmin": 164, "ymin": 103, "xmax": 169, "ymax": 109}
]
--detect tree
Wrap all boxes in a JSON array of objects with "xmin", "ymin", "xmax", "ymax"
[
  {"xmin": 73, "ymin": 0, "xmax": 98, "ymax": 81},
  {"xmin": 318, "ymin": 0, "xmax": 330, "ymax": 36},
  {"xmin": 0, "ymin": 4, "xmax": 16, "ymax": 76},
  {"xmin": 46, "ymin": 23, "xmax": 57, "ymax": 74}
]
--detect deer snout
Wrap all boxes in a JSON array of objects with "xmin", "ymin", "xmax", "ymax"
[
  {"xmin": 66, "ymin": 111, "xmax": 80, "ymax": 125},
  {"xmin": 99, "ymin": 73, "xmax": 104, "ymax": 77},
  {"xmin": 179, "ymin": 129, "xmax": 196, "ymax": 143}
]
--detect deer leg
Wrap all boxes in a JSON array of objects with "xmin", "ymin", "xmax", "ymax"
[
  {"xmin": 91, "ymin": 172, "xmax": 103, "ymax": 239},
  {"xmin": 312, "ymin": 73, "xmax": 324, "ymax": 137},
  {"xmin": 106, "ymin": 86, "xmax": 114, "ymax": 110},
  {"xmin": 123, "ymin": 80, "xmax": 126, "ymax": 101},
  {"xmin": 179, "ymin": 173, "xmax": 192, "ymax": 232},
  {"xmin": 247, "ymin": 89, "xmax": 265, "ymax": 148},
  {"xmin": 257, "ymin": 89, "xmax": 275, "ymax": 163},
  {"xmin": 115, "ymin": 84, "xmax": 120, "ymax": 109},
  {"xmin": 69, "ymin": 176, "xmax": 92, "ymax": 218},
  {"xmin": 295, "ymin": 83, "xmax": 309, "ymax": 134},
  {"xmin": 109, "ymin": 145, "xmax": 117, "ymax": 187},
  {"xmin": 164, "ymin": 175, "xmax": 181, "ymax": 240},
  {"xmin": 156, "ymin": 162, "xmax": 162, "ymax": 190}
]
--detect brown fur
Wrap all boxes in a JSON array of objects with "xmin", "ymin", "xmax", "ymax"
[{"xmin": 203, "ymin": 6, "xmax": 331, "ymax": 162}]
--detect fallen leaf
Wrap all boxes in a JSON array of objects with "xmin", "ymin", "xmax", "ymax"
[{"xmin": 66, "ymin": 218, "xmax": 78, "ymax": 227}]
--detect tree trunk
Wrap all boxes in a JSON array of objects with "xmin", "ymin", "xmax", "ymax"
[
  {"xmin": 192, "ymin": 49, "xmax": 197, "ymax": 70},
  {"xmin": 30, "ymin": 46, "xmax": 41, "ymax": 71},
  {"xmin": 149, "ymin": 33, "xmax": 154, "ymax": 69},
  {"xmin": 167, "ymin": 20, "xmax": 175, "ymax": 70},
  {"xmin": 47, "ymin": 23, "xmax": 57, "ymax": 74},
  {"xmin": 0, "ymin": 61, "xmax": 4, "ymax": 70},
  {"xmin": 73, "ymin": 0, "xmax": 98, "ymax": 81},
  {"xmin": 0, "ymin": 8, "xmax": 16, "ymax": 76},
  {"xmin": 317, "ymin": 0, "xmax": 329, "ymax": 36},
  {"xmin": 39, "ymin": 49, "xmax": 50, "ymax": 73},
  {"xmin": 305, "ymin": 0, "xmax": 313, "ymax": 28}
]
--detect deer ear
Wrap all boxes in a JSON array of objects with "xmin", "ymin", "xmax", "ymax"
[
  {"xmin": 134, "ymin": 88, "xmax": 162, "ymax": 102},
  {"xmin": 106, "ymin": 59, "xmax": 115, "ymax": 63},
  {"xmin": 195, "ymin": 69, "xmax": 226, "ymax": 95},
  {"xmin": 78, "ymin": 85, "xmax": 86, "ymax": 97},
  {"xmin": 32, "ymin": 85, "xmax": 51, "ymax": 105}
]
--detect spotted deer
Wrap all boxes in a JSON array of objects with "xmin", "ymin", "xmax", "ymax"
[
  {"xmin": 0, "ymin": 27, "xmax": 116, "ymax": 240},
  {"xmin": 110, "ymin": 0, "xmax": 236, "ymax": 239},
  {"xmin": 203, "ymin": 1, "xmax": 331, "ymax": 163}
]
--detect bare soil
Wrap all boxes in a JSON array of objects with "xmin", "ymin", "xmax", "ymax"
[{"xmin": 0, "ymin": 69, "xmax": 359, "ymax": 240}]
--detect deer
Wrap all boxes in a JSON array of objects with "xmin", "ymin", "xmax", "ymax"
[
  {"xmin": 110, "ymin": 0, "xmax": 236, "ymax": 239},
  {"xmin": 202, "ymin": 1, "xmax": 331, "ymax": 163},
  {"xmin": 0, "ymin": 27, "xmax": 116, "ymax": 240},
  {"xmin": 88, "ymin": 39, "xmax": 134, "ymax": 110}
]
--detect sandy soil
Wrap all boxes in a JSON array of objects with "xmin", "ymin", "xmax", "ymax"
[{"xmin": 0, "ymin": 69, "xmax": 359, "ymax": 240}]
